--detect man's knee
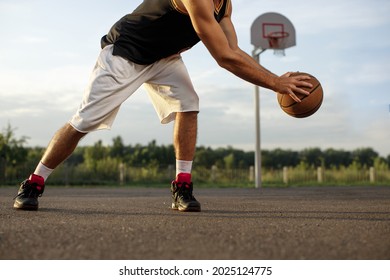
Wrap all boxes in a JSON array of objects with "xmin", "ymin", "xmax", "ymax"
[
  {"xmin": 177, "ymin": 111, "xmax": 198, "ymax": 120},
  {"xmin": 61, "ymin": 123, "xmax": 87, "ymax": 140}
]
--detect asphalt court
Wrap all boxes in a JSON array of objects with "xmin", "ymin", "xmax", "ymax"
[{"xmin": 0, "ymin": 186, "xmax": 389, "ymax": 260}]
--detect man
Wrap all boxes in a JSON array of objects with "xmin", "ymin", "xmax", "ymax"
[{"xmin": 13, "ymin": 0, "xmax": 311, "ymax": 212}]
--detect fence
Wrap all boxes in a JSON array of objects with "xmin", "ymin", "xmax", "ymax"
[
  {"xmin": 276, "ymin": 166, "xmax": 389, "ymax": 185},
  {"xmin": 2, "ymin": 164, "xmax": 389, "ymax": 187}
]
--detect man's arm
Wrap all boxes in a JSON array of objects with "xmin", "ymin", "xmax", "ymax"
[
  {"xmin": 180, "ymin": 0, "xmax": 311, "ymax": 101},
  {"xmin": 219, "ymin": 12, "xmax": 277, "ymax": 77}
]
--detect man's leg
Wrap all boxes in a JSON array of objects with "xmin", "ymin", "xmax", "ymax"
[
  {"xmin": 14, "ymin": 123, "xmax": 86, "ymax": 210},
  {"xmin": 174, "ymin": 111, "xmax": 197, "ymax": 160},
  {"xmin": 41, "ymin": 123, "xmax": 86, "ymax": 169},
  {"xmin": 171, "ymin": 111, "xmax": 201, "ymax": 212}
]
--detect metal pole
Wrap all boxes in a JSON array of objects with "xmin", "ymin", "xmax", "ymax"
[{"xmin": 252, "ymin": 49, "xmax": 263, "ymax": 189}]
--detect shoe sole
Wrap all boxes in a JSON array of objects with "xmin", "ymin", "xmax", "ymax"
[
  {"xmin": 179, "ymin": 206, "xmax": 201, "ymax": 212},
  {"xmin": 13, "ymin": 201, "xmax": 38, "ymax": 211},
  {"xmin": 172, "ymin": 203, "xmax": 201, "ymax": 212}
]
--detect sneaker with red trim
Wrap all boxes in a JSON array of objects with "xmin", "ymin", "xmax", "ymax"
[
  {"xmin": 13, "ymin": 174, "xmax": 45, "ymax": 211},
  {"xmin": 171, "ymin": 181, "xmax": 201, "ymax": 212}
]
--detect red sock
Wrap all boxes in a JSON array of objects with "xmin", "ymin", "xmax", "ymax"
[
  {"xmin": 29, "ymin": 174, "xmax": 44, "ymax": 186},
  {"xmin": 176, "ymin": 173, "xmax": 191, "ymax": 184}
]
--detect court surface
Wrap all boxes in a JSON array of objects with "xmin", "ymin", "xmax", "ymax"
[{"xmin": 0, "ymin": 186, "xmax": 389, "ymax": 260}]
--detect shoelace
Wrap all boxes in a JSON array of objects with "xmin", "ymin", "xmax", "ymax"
[
  {"xmin": 176, "ymin": 182, "xmax": 194, "ymax": 200},
  {"xmin": 13, "ymin": 181, "xmax": 43, "ymax": 200}
]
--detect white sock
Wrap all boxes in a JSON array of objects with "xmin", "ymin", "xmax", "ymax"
[
  {"xmin": 176, "ymin": 160, "xmax": 193, "ymax": 176},
  {"xmin": 34, "ymin": 162, "xmax": 54, "ymax": 181}
]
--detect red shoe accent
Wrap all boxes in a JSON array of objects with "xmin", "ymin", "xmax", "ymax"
[
  {"xmin": 28, "ymin": 174, "xmax": 44, "ymax": 187},
  {"xmin": 176, "ymin": 173, "xmax": 192, "ymax": 184}
]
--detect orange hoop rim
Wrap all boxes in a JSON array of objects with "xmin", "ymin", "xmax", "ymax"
[{"xmin": 266, "ymin": 31, "xmax": 290, "ymax": 39}]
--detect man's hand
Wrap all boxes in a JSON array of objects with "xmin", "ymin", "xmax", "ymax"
[{"xmin": 275, "ymin": 72, "xmax": 313, "ymax": 103}]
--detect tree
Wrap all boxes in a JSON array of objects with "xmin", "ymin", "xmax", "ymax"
[
  {"xmin": 224, "ymin": 153, "xmax": 235, "ymax": 169},
  {"xmin": 299, "ymin": 148, "xmax": 323, "ymax": 167},
  {"xmin": 110, "ymin": 136, "xmax": 125, "ymax": 159},
  {"xmin": 194, "ymin": 146, "xmax": 216, "ymax": 168},
  {"xmin": 323, "ymin": 148, "xmax": 352, "ymax": 168},
  {"xmin": 83, "ymin": 140, "xmax": 107, "ymax": 171},
  {"xmin": 0, "ymin": 124, "xmax": 28, "ymax": 183},
  {"xmin": 262, "ymin": 149, "xmax": 299, "ymax": 169},
  {"xmin": 352, "ymin": 148, "xmax": 378, "ymax": 167}
]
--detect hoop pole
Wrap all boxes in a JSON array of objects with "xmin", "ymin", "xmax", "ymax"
[{"xmin": 252, "ymin": 48, "xmax": 264, "ymax": 189}]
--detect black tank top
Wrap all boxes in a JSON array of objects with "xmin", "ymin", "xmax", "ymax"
[{"xmin": 101, "ymin": 0, "xmax": 230, "ymax": 65}]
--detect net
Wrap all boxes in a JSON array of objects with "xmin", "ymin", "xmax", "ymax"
[{"xmin": 266, "ymin": 31, "xmax": 289, "ymax": 57}]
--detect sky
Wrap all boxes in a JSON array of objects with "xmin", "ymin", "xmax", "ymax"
[{"xmin": 0, "ymin": 0, "xmax": 389, "ymax": 157}]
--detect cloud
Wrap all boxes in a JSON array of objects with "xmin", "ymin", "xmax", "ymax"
[
  {"xmin": 16, "ymin": 36, "xmax": 48, "ymax": 44},
  {"xmin": 345, "ymin": 62, "xmax": 390, "ymax": 86}
]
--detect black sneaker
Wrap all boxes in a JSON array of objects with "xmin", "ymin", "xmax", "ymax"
[
  {"xmin": 171, "ymin": 181, "xmax": 201, "ymax": 212},
  {"xmin": 13, "ymin": 174, "xmax": 45, "ymax": 211}
]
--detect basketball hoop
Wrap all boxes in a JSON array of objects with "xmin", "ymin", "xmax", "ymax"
[{"xmin": 266, "ymin": 31, "xmax": 289, "ymax": 56}]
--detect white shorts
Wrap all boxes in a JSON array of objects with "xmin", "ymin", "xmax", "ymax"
[{"xmin": 70, "ymin": 45, "xmax": 199, "ymax": 133}]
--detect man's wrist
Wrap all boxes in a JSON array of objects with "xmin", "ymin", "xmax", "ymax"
[{"xmin": 268, "ymin": 75, "xmax": 279, "ymax": 92}]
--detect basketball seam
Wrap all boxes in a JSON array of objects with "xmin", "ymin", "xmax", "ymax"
[
  {"xmin": 294, "ymin": 95, "xmax": 323, "ymax": 117},
  {"xmin": 281, "ymin": 83, "xmax": 321, "ymax": 109}
]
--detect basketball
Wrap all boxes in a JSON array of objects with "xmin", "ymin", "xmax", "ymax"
[{"xmin": 277, "ymin": 72, "xmax": 323, "ymax": 118}]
